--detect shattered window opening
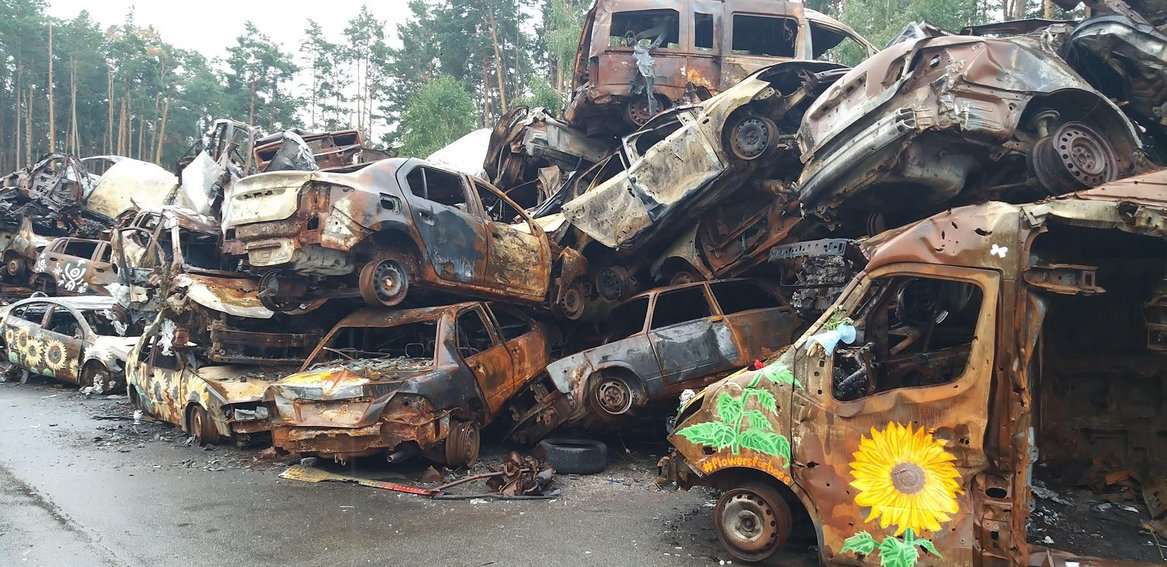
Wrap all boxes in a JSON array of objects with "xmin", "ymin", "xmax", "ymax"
[
  {"xmin": 45, "ymin": 308, "xmax": 82, "ymax": 338},
  {"xmin": 694, "ymin": 12, "xmax": 714, "ymax": 50},
  {"xmin": 83, "ymin": 310, "xmax": 122, "ymax": 337},
  {"xmin": 731, "ymin": 14, "xmax": 797, "ymax": 57},
  {"xmin": 606, "ymin": 297, "xmax": 649, "ymax": 342},
  {"xmin": 457, "ymin": 309, "xmax": 496, "ymax": 357},
  {"xmin": 490, "ymin": 304, "xmax": 532, "ymax": 341},
  {"xmin": 710, "ymin": 280, "xmax": 780, "ymax": 314},
  {"xmin": 407, "ymin": 166, "xmax": 468, "ymax": 210},
  {"xmin": 832, "ymin": 276, "xmax": 983, "ymax": 401},
  {"xmin": 474, "ymin": 180, "xmax": 522, "ymax": 223},
  {"xmin": 311, "ymin": 321, "xmax": 438, "ymax": 365},
  {"xmin": 609, "ymin": 10, "xmax": 680, "ymax": 49},
  {"xmin": 12, "ymin": 303, "xmax": 49, "ymax": 324},
  {"xmin": 810, "ymin": 22, "xmax": 867, "ymax": 65},
  {"xmin": 650, "ymin": 286, "xmax": 713, "ymax": 330},
  {"xmin": 62, "ymin": 239, "xmax": 98, "ymax": 259}
]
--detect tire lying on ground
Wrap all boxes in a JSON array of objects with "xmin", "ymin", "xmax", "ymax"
[{"xmin": 537, "ymin": 438, "xmax": 608, "ymax": 474}]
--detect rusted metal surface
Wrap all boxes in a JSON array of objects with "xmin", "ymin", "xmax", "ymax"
[
  {"xmin": 253, "ymin": 129, "xmax": 384, "ymax": 172},
  {"xmin": 545, "ymin": 279, "xmax": 798, "ymax": 426},
  {"xmin": 267, "ymin": 302, "xmax": 553, "ymax": 464},
  {"xmin": 127, "ymin": 311, "xmax": 294, "ymax": 444},
  {"xmin": 222, "ymin": 158, "xmax": 554, "ymax": 311},
  {"xmin": 563, "ymin": 61, "xmax": 846, "ymax": 258},
  {"xmin": 798, "ymin": 28, "xmax": 1146, "ymax": 227},
  {"xmin": 563, "ymin": 0, "xmax": 874, "ymax": 135},
  {"xmin": 0, "ymin": 154, "xmax": 108, "ymax": 239},
  {"xmin": 660, "ymin": 169, "xmax": 1167, "ymax": 565},
  {"xmin": 1, "ymin": 295, "xmax": 136, "ymax": 392}
]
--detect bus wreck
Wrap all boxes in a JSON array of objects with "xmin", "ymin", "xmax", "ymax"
[{"xmin": 659, "ymin": 170, "xmax": 1167, "ymax": 565}]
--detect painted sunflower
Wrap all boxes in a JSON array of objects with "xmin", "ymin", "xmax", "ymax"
[
  {"xmin": 43, "ymin": 339, "xmax": 67, "ymax": 371},
  {"xmin": 22, "ymin": 338, "xmax": 43, "ymax": 370},
  {"xmin": 849, "ymin": 421, "xmax": 962, "ymax": 535}
]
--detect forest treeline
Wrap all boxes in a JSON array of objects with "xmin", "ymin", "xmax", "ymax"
[{"xmin": 0, "ymin": 0, "xmax": 1076, "ymax": 172}]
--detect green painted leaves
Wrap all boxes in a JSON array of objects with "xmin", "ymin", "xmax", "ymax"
[
  {"xmin": 840, "ymin": 529, "xmax": 941, "ymax": 567},
  {"xmin": 675, "ymin": 364, "xmax": 794, "ymax": 464},
  {"xmin": 752, "ymin": 362, "xmax": 800, "ymax": 389}
]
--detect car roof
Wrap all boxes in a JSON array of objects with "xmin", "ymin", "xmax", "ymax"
[
  {"xmin": 10, "ymin": 295, "xmax": 119, "ymax": 312},
  {"xmin": 334, "ymin": 301, "xmax": 482, "ymax": 328}
]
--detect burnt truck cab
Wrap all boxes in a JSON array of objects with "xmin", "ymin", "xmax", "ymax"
[
  {"xmin": 660, "ymin": 170, "xmax": 1167, "ymax": 565},
  {"xmin": 220, "ymin": 158, "xmax": 563, "ymax": 313},
  {"xmin": 565, "ymin": 0, "xmax": 875, "ymax": 133},
  {"xmin": 797, "ymin": 23, "xmax": 1145, "ymax": 229},
  {"xmin": 267, "ymin": 301, "xmax": 553, "ymax": 465},
  {"xmin": 546, "ymin": 279, "xmax": 798, "ymax": 424}
]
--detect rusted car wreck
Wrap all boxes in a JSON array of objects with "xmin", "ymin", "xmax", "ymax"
[
  {"xmin": 267, "ymin": 302, "xmax": 555, "ymax": 465},
  {"xmin": 659, "ymin": 170, "xmax": 1167, "ymax": 564}
]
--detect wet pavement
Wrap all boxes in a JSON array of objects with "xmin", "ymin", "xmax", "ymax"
[{"xmin": 0, "ymin": 379, "xmax": 743, "ymax": 567}]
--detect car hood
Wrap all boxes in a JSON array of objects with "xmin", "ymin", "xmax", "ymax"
[
  {"xmin": 197, "ymin": 365, "xmax": 292, "ymax": 405},
  {"xmin": 90, "ymin": 336, "xmax": 139, "ymax": 362},
  {"xmin": 269, "ymin": 358, "xmax": 437, "ymax": 402}
]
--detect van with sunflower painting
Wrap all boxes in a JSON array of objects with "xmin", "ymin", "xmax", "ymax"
[{"xmin": 659, "ymin": 169, "xmax": 1167, "ymax": 565}]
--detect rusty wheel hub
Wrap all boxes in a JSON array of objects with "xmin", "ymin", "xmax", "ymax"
[
  {"xmin": 594, "ymin": 377, "xmax": 633, "ymax": 416},
  {"xmin": 721, "ymin": 492, "xmax": 779, "ymax": 554},
  {"xmin": 729, "ymin": 116, "xmax": 775, "ymax": 161},
  {"xmin": 6, "ymin": 257, "xmax": 24, "ymax": 278},
  {"xmin": 1033, "ymin": 121, "xmax": 1117, "ymax": 193},
  {"xmin": 360, "ymin": 258, "xmax": 409, "ymax": 307},
  {"xmin": 624, "ymin": 97, "xmax": 658, "ymax": 127}
]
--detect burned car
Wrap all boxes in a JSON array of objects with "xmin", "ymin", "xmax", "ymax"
[
  {"xmin": 660, "ymin": 170, "xmax": 1167, "ymax": 564},
  {"xmin": 560, "ymin": 60, "xmax": 846, "ymax": 301},
  {"xmin": 0, "ymin": 153, "xmax": 109, "ymax": 239},
  {"xmin": 2, "ymin": 296, "xmax": 135, "ymax": 393},
  {"xmin": 1, "ymin": 217, "xmax": 53, "ymax": 284},
  {"xmin": 221, "ymin": 158, "xmax": 558, "ymax": 312},
  {"xmin": 267, "ymin": 301, "xmax": 554, "ymax": 465},
  {"xmin": 797, "ymin": 24, "xmax": 1146, "ymax": 229},
  {"xmin": 112, "ymin": 206, "xmax": 327, "ymax": 364},
  {"xmin": 30, "ymin": 237, "xmax": 117, "ymax": 296},
  {"xmin": 127, "ymin": 312, "xmax": 293, "ymax": 446},
  {"xmin": 565, "ymin": 0, "xmax": 874, "ymax": 133},
  {"xmin": 545, "ymin": 279, "xmax": 798, "ymax": 425}
]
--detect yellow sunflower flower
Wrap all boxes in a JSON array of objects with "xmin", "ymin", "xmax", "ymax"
[
  {"xmin": 849, "ymin": 421, "xmax": 962, "ymax": 535},
  {"xmin": 22, "ymin": 338, "xmax": 44, "ymax": 369},
  {"xmin": 43, "ymin": 339, "xmax": 67, "ymax": 371}
]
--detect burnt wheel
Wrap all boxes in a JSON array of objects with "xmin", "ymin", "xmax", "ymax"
[
  {"xmin": 669, "ymin": 269, "xmax": 701, "ymax": 286},
  {"xmin": 556, "ymin": 281, "xmax": 588, "ymax": 321},
  {"xmin": 727, "ymin": 114, "xmax": 778, "ymax": 161},
  {"xmin": 624, "ymin": 96, "xmax": 667, "ymax": 127},
  {"xmin": 257, "ymin": 272, "xmax": 302, "ymax": 313},
  {"xmin": 589, "ymin": 374, "xmax": 635, "ymax": 417},
  {"xmin": 444, "ymin": 420, "xmax": 480, "ymax": 467},
  {"xmin": 359, "ymin": 258, "xmax": 409, "ymax": 307},
  {"xmin": 1032, "ymin": 121, "xmax": 1117, "ymax": 194},
  {"xmin": 187, "ymin": 405, "xmax": 219, "ymax": 447},
  {"xmin": 714, "ymin": 482, "xmax": 793, "ymax": 563},
  {"xmin": 81, "ymin": 363, "xmax": 115, "ymax": 394},
  {"xmin": 33, "ymin": 275, "xmax": 56, "ymax": 295},
  {"xmin": 5, "ymin": 256, "xmax": 26, "ymax": 282}
]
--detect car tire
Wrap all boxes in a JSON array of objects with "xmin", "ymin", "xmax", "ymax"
[
  {"xmin": 537, "ymin": 438, "xmax": 607, "ymax": 474},
  {"xmin": 187, "ymin": 405, "xmax": 219, "ymax": 447},
  {"xmin": 358, "ymin": 257, "xmax": 410, "ymax": 307},
  {"xmin": 81, "ymin": 363, "xmax": 114, "ymax": 394},
  {"xmin": 714, "ymin": 481, "xmax": 793, "ymax": 563},
  {"xmin": 443, "ymin": 420, "xmax": 480, "ymax": 467}
]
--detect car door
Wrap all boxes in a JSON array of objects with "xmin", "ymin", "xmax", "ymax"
[
  {"xmin": 471, "ymin": 179, "xmax": 550, "ymax": 300},
  {"xmin": 136, "ymin": 333, "xmax": 189, "ymax": 427},
  {"xmin": 483, "ymin": 303, "xmax": 549, "ymax": 399},
  {"xmin": 790, "ymin": 266, "xmax": 998, "ymax": 564},
  {"xmin": 708, "ymin": 280, "xmax": 799, "ymax": 361},
  {"xmin": 720, "ymin": 11, "xmax": 803, "ymax": 87},
  {"xmin": 40, "ymin": 305, "xmax": 87, "ymax": 382},
  {"xmin": 400, "ymin": 163, "xmax": 489, "ymax": 286},
  {"xmin": 647, "ymin": 283, "xmax": 738, "ymax": 387},
  {"xmin": 456, "ymin": 305, "xmax": 514, "ymax": 418},
  {"xmin": 87, "ymin": 242, "xmax": 117, "ymax": 289},
  {"xmin": 4, "ymin": 301, "xmax": 49, "ymax": 371}
]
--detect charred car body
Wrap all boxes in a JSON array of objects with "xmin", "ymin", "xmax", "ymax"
[
  {"xmin": 112, "ymin": 206, "xmax": 327, "ymax": 364},
  {"xmin": 30, "ymin": 236, "xmax": 117, "ymax": 296},
  {"xmin": 566, "ymin": 0, "xmax": 874, "ymax": 133},
  {"xmin": 660, "ymin": 170, "xmax": 1167, "ymax": 564},
  {"xmin": 797, "ymin": 24, "xmax": 1146, "ymax": 228},
  {"xmin": 1, "ymin": 296, "xmax": 135, "ymax": 393},
  {"xmin": 544, "ymin": 279, "xmax": 798, "ymax": 425},
  {"xmin": 221, "ymin": 158, "xmax": 572, "ymax": 314},
  {"xmin": 127, "ymin": 311, "xmax": 293, "ymax": 446},
  {"xmin": 267, "ymin": 301, "xmax": 555, "ymax": 465}
]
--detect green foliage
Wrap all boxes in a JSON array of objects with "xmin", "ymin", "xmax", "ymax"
[
  {"xmin": 675, "ymin": 367, "xmax": 793, "ymax": 463},
  {"xmin": 397, "ymin": 75, "xmax": 477, "ymax": 157},
  {"xmin": 515, "ymin": 76, "xmax": 565, "ymax": 114},
  {"xmin": 840, "ymin": 529, "xmax": 942, "ymax": 567}
]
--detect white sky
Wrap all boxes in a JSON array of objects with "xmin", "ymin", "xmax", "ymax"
[{"xmin": 46, "ymin": 0, "xmax": 412, "ymax": 59}]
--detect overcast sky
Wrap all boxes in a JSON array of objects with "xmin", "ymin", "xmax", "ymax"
[{"xmin": 46, "ymin": 0, "xmax": 411, "ymax": 59}]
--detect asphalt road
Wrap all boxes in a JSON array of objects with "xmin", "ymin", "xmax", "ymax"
[{"xmin": 0, "ymin": 379, "xmax": 740, "ymax": 567}]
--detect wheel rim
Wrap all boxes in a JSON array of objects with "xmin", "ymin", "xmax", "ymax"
[
  {"xmin": 559, "ymin": 285, "xmax": 585, "ymax": 320},
  {"xmin": 1033, "ymin": 121, "xmax": 1117, "ymax": 193},
  {"xmin": 446, "ymin": 422, "xmax": 480, "ymax": 466},
  {"xmin": 192, "ymin": 410, "xmax": 205, "ymax": 445},
  {"xmin": 365, "ymin": 259, "xmax": 407, "ymax": 306},
  {"xmin": 595, "ymin": 378, "xmax": 634, "ymax": 416},
  {"xmin": 719, "ymin": 491, "xmax": 781, "ymax": 557},
  {"xmin": 625, "ymin": 98, "xmax": 658, "ymax": 126},
  {"xmin": 6, "ymin": 258, "xmax": 23, "ymax": 277},
  {"xmin": 730, "ymin": 117, "xmax": 773, "ymax": 160}
]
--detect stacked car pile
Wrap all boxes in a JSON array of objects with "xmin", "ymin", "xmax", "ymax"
[{"xmin": 1, "ymin": 0, "xmax": 1166, "ymax": 564}]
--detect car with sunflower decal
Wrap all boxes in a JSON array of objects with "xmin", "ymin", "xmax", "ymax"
[
  {"xmin": 0, "ymin": 296, "xmax": 136, "ymax": 393},
  {"xmin": 659, "ymin": 169, "xmax": 1167, "ymax": 565},
  {"xmin": 126, "ymin": 311, "xmax": 297, "ymax": 446}
]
